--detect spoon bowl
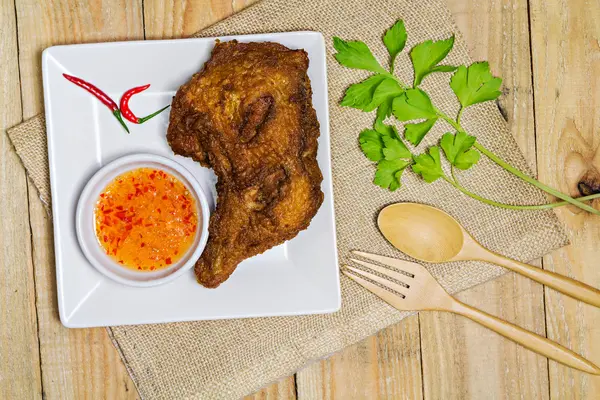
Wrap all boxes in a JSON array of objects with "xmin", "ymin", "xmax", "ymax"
[
  {"xmin": 377, "ymin": 202, "xmax": 600, "ymax": 308},
  {"xmin": 378, "ymin": 203, "xmax": 466, "ymax": 263}
]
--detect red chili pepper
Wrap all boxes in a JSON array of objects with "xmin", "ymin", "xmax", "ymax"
[
  {"xmin": 120, "ymin": 84, "xmax": 170, "ymax": 124},
  {"xmin": 62, "ymin": 74, "xmax": 130, "ymax": 133}
]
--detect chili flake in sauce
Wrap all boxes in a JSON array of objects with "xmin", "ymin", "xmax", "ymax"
[{"xmin": 94, "ymin": 167, "xmax": 198, "ymax": 271}]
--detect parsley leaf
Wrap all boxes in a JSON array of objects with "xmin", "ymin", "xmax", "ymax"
[
  {"xmin": 375, "ymin": 97, "xmax": 393, "ymax": 133},
  {"xmin": 367, "ymin": 78, "xmax": 404, "ymax": 111},
  {"xmin": 341, "ymin": 76, "xmax": 403, "ymax": 112},
  {"xmin": 374, "ymin": 95, "xmax": 407, "ymax": 138},
  {"xmin": 375, "ymin": 122, "xmax": 396, "ymax": 137},
  {"xmin": 410, "ymin": 36, "xmax": 456, "ymax": 87},
  {"xmin": 333, "ymin": 37, "xmax": 388, "ymax": 74},
  {"xmin": 332, "ymin": 25, "xmax": 599, "ymax": 215},
  {"xmin": 375, "ymin": 96, "xmax": 401, "ymax": 129},
  {"xmin": 392, "ymin": 89, "xmax": 438, "ymax": 144},
  {"xmin": 404, "ymin": 119, "xmax": 438, "ymax": 146},
  {"xmin": 450, "ymin": 62, "xmax": 502, "ymax": 108},
  {"xmin": 382, "ymin": 136, "xmax": 411, "ymax": 160},
  {"xmin": 440, "ymin": 132, "xmax": 480, "ymax": 170},
  {"xmin": 392, "ymin": 88, "xmax": 437, "ymax": 121},
  {"xmin": 383, "ymin": 20, "xmax": 407, "ymax": 71},
  {"xmin": 341, "ymin": 75, "xmax": 388, "ymax": 110},
  {"xmin": 412, "ymin": 146, "xmax": 444, "ymax": 182},
  {"xmin": 359, "ymin": 129, "xmax": 386, "ymax": 161},
  {"xmin": 374, "ymin": 158, "xmax": 412, "ymax": 191}
]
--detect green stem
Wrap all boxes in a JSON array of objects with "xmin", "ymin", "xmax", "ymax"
[
  {"xmin": 473, "ymin": 142, "xmax": 600, "ymax": 215},
  {"xmin": 138, "ymin": 105, "xmax": 170, "ymax": 124},
  {"xmin": 381, "ymin": 70, "xmax": 600, "ymax": 214},
  {"xmin": 113, "ymin": 110, "xmax": 130, "ymax": 134},
  {"xmin": 435, "ymin": 107, "xmax": 462, "ymax": 131},
  {"xmin": 450, "ymin": 165, "xmax": 459, "ymax": 183},
  {"xmin": 456, "ymin": 106, "xmax": 464, "ymax": 125},
  {"xmin": 442, "ymin": 175, "xmax": 600, "ymax": 211},
  {"xmin": 434, "ymin": 107, "xmax": 600, "ymax": 215}
]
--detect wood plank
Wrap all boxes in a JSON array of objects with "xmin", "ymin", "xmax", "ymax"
[
  {"xmin": 418, "ymin": 1, "xmax": 549, "ymax": 399},
  {"xmin": 144, "ymin": 0, "xmax": 230, "ymax": 39},
  {"xmin": 143, "ymin": 0, "xmax": 259, "ymax": 40},
  {"xmin": 243, "ymin": 378, "xmax": 297, "ymax": 400},
  {"xmin": 528, "ymin": 0, "xmax": 600, "ymax": 398},
  {"xmin": 0, "ymin": 1, "xmax": 43, "ymax": 399},
  {"xmin": 143, "ymin": 2, "xmax": 296, "ymax": 398},
  {"xmin": 420, "ymin": 273, "xmax": 549, "ymax": 399},
  {"xmin": 232, "ymin": 0, "xmax": 260, "ymax": 13},
  {"xmin": 14, "ymin": 0, "xmax": 143, "ymax": 398},
  {"xmin": 296, "ymin": 315, "xmax": 423, "ymax": 400}
]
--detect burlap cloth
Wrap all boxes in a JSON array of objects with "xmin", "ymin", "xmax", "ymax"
[{"xmin": 7, "ymin": 0, "xmax": 569, "ymax": 398}]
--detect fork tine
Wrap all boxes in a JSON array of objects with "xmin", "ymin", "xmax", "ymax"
[
  {"xmin": 350, "ymin": 258, "xmax": 412, "ymax": 285},
  {"xmin": 342, "ymin": 268, "xmax": 407, "ymax": 311},
  {"xmin": 345, "ymin": 265, "xmax": 407, "ymax": 296},
  {"xmin": 352, "ymin": 251, "xmax": 425, "ymax": 277}
]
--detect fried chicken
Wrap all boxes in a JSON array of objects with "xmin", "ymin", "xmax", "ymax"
[{"xmin": 167, "ymin": 40, "xmax": 324, "ymax": 288}]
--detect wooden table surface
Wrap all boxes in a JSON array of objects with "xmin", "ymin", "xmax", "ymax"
[{"xmin": 1, "ymin": 0, "xmax": 599, "ymax": 399}]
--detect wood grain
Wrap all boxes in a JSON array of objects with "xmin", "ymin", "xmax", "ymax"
[
  {"xmin": 143, "ymin": 0, "xmax": 258, "ymax": 40},
  {"xmin": 296, "ymin": 315, "xmax": 423, "ymax": 400},
  {"xmin": 0, "ymin": 1, "xmax": 43, "ymax": 399},
  {"xmin": 418, "ymin": 1, "xmax": 549, "ymax": 399},
  {"xmin": 529, "ymin": 0, "xmax": 600, "ymax": 398},
  {"xmin": 420, "ymin": 273, "xmax": 549, "ymax": 399},
  {"xmin": 243, "ymin": 377, "xmax": 297, "ymax": 400},
  {"xmin": 13, "ymin": 0, "xmax": 143, "ymax": 398},
  {"xmin": 232, "ymin": 0, "xmax": 260, "ymax": 12},
  {"xmin": 144, "ymin": 0, "xmax": 232, "ymax": 39}
]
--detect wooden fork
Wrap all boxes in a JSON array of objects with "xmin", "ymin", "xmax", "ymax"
[{"xmin": 344, "ymin": 251, "xmax": 600, "ymax": 375}]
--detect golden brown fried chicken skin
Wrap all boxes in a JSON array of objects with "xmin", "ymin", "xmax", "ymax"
[{"xmin": 167, "ymin": 40, "xmax": 323, "ymax": 288}]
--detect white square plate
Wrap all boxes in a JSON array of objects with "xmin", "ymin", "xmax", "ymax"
[{"xmin": 42, "ymin": 32, "xmax": 340, "ymax": 328}]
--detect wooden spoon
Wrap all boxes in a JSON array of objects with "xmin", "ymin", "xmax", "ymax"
[{"xmin": 378, "ymin": 203, "xmax": 600, "ymax": 308}]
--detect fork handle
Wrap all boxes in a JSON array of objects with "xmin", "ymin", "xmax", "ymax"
[
  {"xmin": 450, "ymin": 300, "xmax": 600, "ymax": 375},
  {"xmin": 480, "ymin": 250, "xmax": 600, "ymax": 308}
]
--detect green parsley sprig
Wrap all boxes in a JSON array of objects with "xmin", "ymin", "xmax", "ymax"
[{"xmin": 334, "ymin": 20, "xmax": 600, "ymax": 214}]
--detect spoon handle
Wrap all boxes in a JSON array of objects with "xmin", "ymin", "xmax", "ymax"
[
  {"xmin": 450, "ymin": 299, "xmax": 600, "ymax": 375},
  {"xmin": 483, "ymin": 250, "xmax": 600, "ymax": 308}
]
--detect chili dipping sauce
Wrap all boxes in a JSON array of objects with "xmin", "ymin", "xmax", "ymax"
[{"xmin": 94, "ymin": 167, "xmax": 198, "ymax": 271}]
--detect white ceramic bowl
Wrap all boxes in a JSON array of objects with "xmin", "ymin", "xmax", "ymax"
[{"xmin": 76, "ymin": 153, "xmax": 210, "ymax": 287}]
